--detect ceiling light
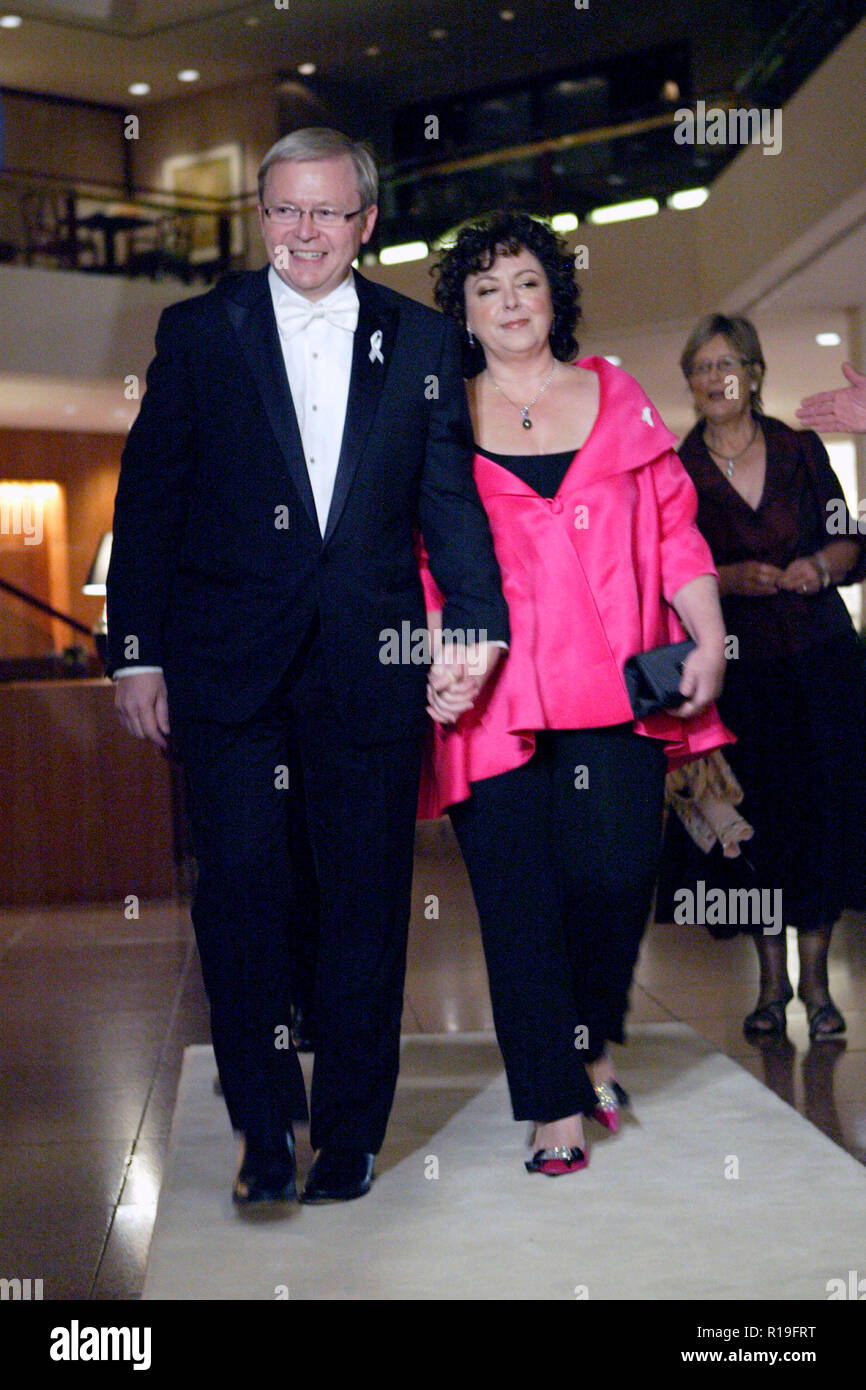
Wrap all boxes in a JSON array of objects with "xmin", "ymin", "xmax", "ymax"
[
  {"xmin": 550, "ymin": 213, "xmax": 579, "ymax": 233},
  {"xmin": 429, "ymin": 28, "xmax": 448, "ymax": 40},
  {"xmin": 661, "ymin": 79, "xmax": 680, "ymax": 102},
  {"xmin": 604, "ymin": 355, "xmax": 622, "ymax": 366},
  {"xmin": 667, "ymin": 187, "xmax": 708, "ymax": 211},
  {"xmin": 816, "ymin": 332, "xmax": 841, "ymax": 347},
  {"xmin": 298, "ymin": 62, "xmax": 317, "ymax": 75},
  {"xmin": 587, "ymin": 198, "xmax": 659, "ymax": 225},
  {"xmin": 128, "ymin": 82, "xmax": 150, "ymax": 96},
  {"xmin": 244, "ymin": 14, "xmax": 260, "ymax": 24},
  {"xmin": 499, "ymin": 8, "xmax": 515, "ymax": 18},
  {"xmin": 379, "ymin": 241, "xmax": 429, "ymax": 265},
  {"xmin": 0, "ymin": 14, "xmax": 22, "ymax": 27},
  {"xmin": 365, "ymin": 44, "xmax": 381, "ymax": 57},
  {"xmin": 178, "ymin": 69, "xmax": 199, "ymax": 83},
  {"xmin": 606, "ymin": 173, "xmax": 625, "ymax": 186}
]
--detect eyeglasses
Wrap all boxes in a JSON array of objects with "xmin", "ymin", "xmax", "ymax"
[
  {"xmin": 262, "ymin": 204, "xmax": 364, "ymax": 227},
  {"xmin": 687, "ymin": 356, "xmax": 750, "ymax": 379}
]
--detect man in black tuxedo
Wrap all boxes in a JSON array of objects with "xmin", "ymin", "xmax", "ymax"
[{"xmin": 107, "ymin": 128, "xmax": 508, "ymax": 1206}]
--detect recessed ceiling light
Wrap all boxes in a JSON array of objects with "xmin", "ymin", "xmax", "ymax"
[
  {"xmin": 365, "ymin": 44, "xmax": 381, "ymax": 57},
  {"xmin": 178, "ymin": 69, "xmax": 200, "ymax": 83},
  {"xmin": 550, "ymin": 213, "xmax": 579, "ymax": 233},
  {"xmin": 297, "ymin": 61, "xmax": 317, "ymax": 75},
  {"xmin": 128, "ymin": 82, "xmax": 150, "ymax": 96},
  {"xmin": 661, "ymin": 79, "xmax": 680, "ymax": 102},
  {"xmin": 606, "ymin": 173, "xmax": 625, "ymax": 186},
  {"xmin": 429, "ymin": 27, "xmax": 448, "ymax": 40},
  {"xmin": 0, "ymin": 14, "xmax": 22, "ymax": 28},
  {"xmin": 816, "ymin": 332, "xmax": 842, "ymax": 347},
  {"xmin": 499, "ymin": 8, "xmax": 515, "ymax": 18}
]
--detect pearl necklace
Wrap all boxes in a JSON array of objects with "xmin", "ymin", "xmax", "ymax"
[
  {"xmin": 488, "ymin": 363, "xmax": 556, "ymax": 429},
  {"xmin": 705, "ymin": 419, "xmax": 759, "ymax": 478}
]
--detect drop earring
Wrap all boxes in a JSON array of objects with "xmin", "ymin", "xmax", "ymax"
[{"xmin": 467, "ymin": 328, "xmax": 475, "ymax": 347}]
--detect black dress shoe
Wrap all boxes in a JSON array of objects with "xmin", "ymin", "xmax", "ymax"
[
  {"xmin": 301, "ymin": 1149, "xmax": 374, "ymax": 1203},
  {"xmin": 232, "ymin": 1131, "xmax": 297, "ymax": 1206}
]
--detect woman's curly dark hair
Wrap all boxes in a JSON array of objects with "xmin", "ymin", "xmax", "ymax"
[{"xmin": 432, "ymin": 212, "xmax": 581, "ymax": 377}]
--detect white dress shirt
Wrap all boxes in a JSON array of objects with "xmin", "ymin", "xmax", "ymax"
[
  {"xmin": 116, "ymin": 268, "xmax": 358, "ymax": 678},
  {"xmin": 268, "ymin": 265, "xmax": 357, "ymax": 536}
]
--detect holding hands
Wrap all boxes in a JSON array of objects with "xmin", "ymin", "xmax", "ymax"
[{"xmin": 426, "ymin": 640, "xmax": 503, "ymax": 725}]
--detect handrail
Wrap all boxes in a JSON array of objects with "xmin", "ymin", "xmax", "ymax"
[
  {"xmin": 0, "ymin": 576, "xmax": 94, "ymax": 639},
  {"xmin": 0, "ymin": 167, "xmax": 254, "ymax": 216}
]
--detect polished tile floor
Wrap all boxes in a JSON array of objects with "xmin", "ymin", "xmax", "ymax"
[{"xmin": 1, "ymin": 821, "xmax": 864, "ymax": 1299}]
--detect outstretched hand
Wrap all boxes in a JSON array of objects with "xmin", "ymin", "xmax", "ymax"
[{"xmin": 797, "ymin": 363, "xmax": 866, "ymax": 435}]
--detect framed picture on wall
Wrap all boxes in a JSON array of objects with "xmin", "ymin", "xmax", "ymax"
[{"xmin": 162, "ymin": 142, "xmax": 244, "ymax": 263}]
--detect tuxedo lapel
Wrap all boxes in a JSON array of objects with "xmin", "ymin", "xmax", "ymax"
[
  {"xmin": 323, "ymin": 273, "xmax": 397, "ymax": 546},
  {"xmin": 221, "ymin": 269, "xmax": 319, "ymax": 531}
]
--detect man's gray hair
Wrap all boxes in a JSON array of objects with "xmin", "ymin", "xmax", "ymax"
[{"xmin": 257, "ymin": 128, "xmax": 379, "ymax": 207}]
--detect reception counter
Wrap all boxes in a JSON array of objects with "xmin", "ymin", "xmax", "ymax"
[{"xmin": 0, "ymin": 679, "xmax": 176, "ymax": 904}]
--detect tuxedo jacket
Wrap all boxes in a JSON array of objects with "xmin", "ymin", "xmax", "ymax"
[{"xmin": 106, "ymin": 267, "xmax": 509, "ymax": 742}]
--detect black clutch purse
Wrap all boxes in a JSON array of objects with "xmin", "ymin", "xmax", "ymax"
[{"xmin": 623, "ymin": 639, "xmax": 696, "ymax": 717}]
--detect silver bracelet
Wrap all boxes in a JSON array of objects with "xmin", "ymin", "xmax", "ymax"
[{"xmin": 813, "ymin": 553, "xmax": 831, "ymax": 588}]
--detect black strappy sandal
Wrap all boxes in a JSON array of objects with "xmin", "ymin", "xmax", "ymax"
[
  {"xmin": 743, "ymin": 986, "xmax": 794, "ymax": 1038},
  {"xmin": 805, "ymin": 999, "xmax": 846, "ymax": 1040}
]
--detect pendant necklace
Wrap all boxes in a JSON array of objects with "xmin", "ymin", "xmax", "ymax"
[
  {"xmin": 488, "ymin": 363, "xmax": 556, "ymax": 429},
  {"xmin": 706, "ymin": 419, "xmax": 759, "ymax": 478}
]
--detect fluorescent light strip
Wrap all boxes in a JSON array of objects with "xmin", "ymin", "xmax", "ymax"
[
  {"xmin": 587, "ymin": 198, "xmax": 659, "ymax": 225},
  {"xmin": 667, "ymin": 187, "xmax": 709, "ymax": 211},
  {"xmin": 379, "ymin": 241, "xmax": 429, "ymax": 265}
]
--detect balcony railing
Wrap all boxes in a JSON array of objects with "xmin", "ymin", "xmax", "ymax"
[{"xmin": 0, "ymin": 169, "xmax": 258, "ymax": 282}]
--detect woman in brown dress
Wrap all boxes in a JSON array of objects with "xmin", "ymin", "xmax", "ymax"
[{"xmin": 672, "ymin": 313, "xmax": 866, "ymax": 1039}]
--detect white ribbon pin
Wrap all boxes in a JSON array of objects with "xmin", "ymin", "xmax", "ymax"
[
  {"xmin": 369, "ymin": 330, "xmax": 384, "ymax": 364},
  {"xmin": 642, "ymin": 406, "xmax": 654, "ymax": 427}
]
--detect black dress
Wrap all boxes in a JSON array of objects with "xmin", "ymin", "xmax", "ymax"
[{"xmin": 656, "ymin": 415, "xmax": 866, "ymax": 935}]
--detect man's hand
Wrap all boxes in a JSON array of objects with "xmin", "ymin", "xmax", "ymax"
[
  {"xmin": 671, "ymin": 642, "xmax": 725, "ymax": 719},
  {"xmin": 797, "ymin": 363, "xmax": 866, "ymax": 435},
  {"xmin": 114, "ymin": 671, "xmax": 171, "ymax": 751},
  {"xmin": 426, "ymin": 642, "xmax": 503, "ymax": 725}
]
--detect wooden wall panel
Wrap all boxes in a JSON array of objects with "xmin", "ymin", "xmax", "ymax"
[{"xmin": 0, "ymin": 680, "xmax": 176, "ymax": 904}]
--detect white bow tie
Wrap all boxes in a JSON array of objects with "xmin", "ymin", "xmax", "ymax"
[{"xmin": 275, "ymin": 285, "xmax": 359, "ymax": 338}]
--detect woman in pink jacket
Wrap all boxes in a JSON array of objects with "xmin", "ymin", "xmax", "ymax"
[{"xmin": 421, "ymin": 214, "xmax": 730, "ymax": 1175}]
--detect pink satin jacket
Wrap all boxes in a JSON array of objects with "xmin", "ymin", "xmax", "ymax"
[{"xmin": 418, "ymin": 357, "xmax": 733, "ymax": 816}]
